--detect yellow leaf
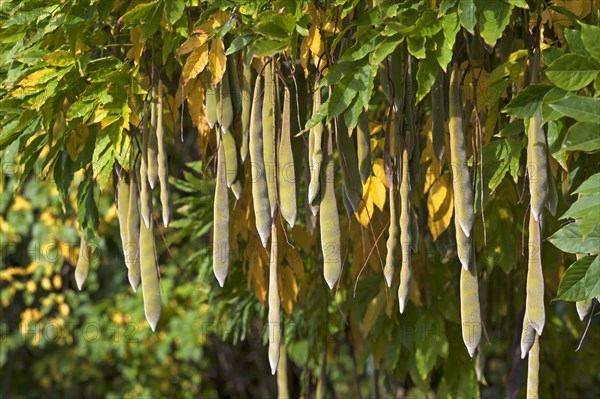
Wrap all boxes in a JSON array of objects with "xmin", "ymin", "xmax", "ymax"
[
  {"xmin": 208, "ymin": 38, "xmax": 226, "ymax": 86},
  {"xmin": 369, "ymin": 122, "xmax": 384, "ymax": 136},
  {"xmin": 181, "ymin": 43, "xmax": 209, "ymax": 85},
  {"xmin": 278, "ymin": 265, "xmax": 298, "ymax": 316},
  {"xmin": 126, "ymin": 27, "xmax": 144, "ymax": 65},
  {"xmin": 66, "ymin": 125, "xmax": 89, "ymax": 161},
  {"xmin": 299, "ymin": 36, "xmax": 309, "ymax": 77},
  {"xmin": 356, "ymin": 179, "xmax": 375, "ymax": 227},
  {"xmin": 194, "ymin": 11, "xmax": 230, "ymax": 33},
  {"xmin": 19, "ymin": 68, "xmax": 54, "ymax": 88},
  {"xmin": 250, "ymin": 256, "xmax": 268, "ymax": 303},
  {"xmin": 177, "ymin": 33, "xmax": 210, "ymax": 57},
  {"xmin": 43, "ymin": 51, "xmax": 75, "ymax": 67},
  {"xmin": 369, "ymin": 176, "xmax": 387, "ymax": 211},
  {"xmin": 371, "ymin": 158, "xmax": 388, "ymax": 188},
  {"xmin": 427, "ymin": 175, "xmax": 454, "ymax": 241},
  {"xmin": 307, "ymin": 26, "xmax": 325, "ymax": 72},
  {"xmin": 186, "ymin": 79, "xmax": 210, "ymax": 158}
]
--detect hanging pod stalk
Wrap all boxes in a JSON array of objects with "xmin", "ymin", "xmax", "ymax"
[
  {"xmin": 127, "ymin": 177, "xmax": 141, "ymax": 292},
  {"xmin": 277, "ymin": 343, "xmax": 289, "ymax": 399},
  {"xmin": 74, "ymin": 235, "xmax": 91, "ymax": 290},
  {"xmin": 398, "ymin": 146, "xmax": 412, "ymax": 313},
  {"xmin": 320, "ymin": 123, "xmax": 342, "ymax": 289},
  {"xmin": 308, "ymin": 81, "xmax": 323, "ymax": 215},
  {"xmin": 268, "ymin": 222, "xmax": 281, "ymax": 375},
  {"xmin": 249, "ymin": 73, "xmax": 272, "ymax": 247},
  {"xmin": 213, "ymin": 133, "xmax": 230, "ymax": 287},
  {"xmin": 147, "ymin": 85, "xmax": 159, "ymax": 189},
  {"xmin": 278, "ymin": 87, "xmax": 297, "ymax": 227},
  {"xmin": 449, "ymin": 64, "xmax": 474, "ymax": 239},
  {"xmin": 431, "ymin": 70, "xmax": 446, "ymax": 164},
  {"xmin": 520, "ymin": 307, "xmax": 536, "ymax": 358},
  {"xmin": 156, "ymin": 81, "xmax": 172, "ymax": 228},
  {"xmin": 116, "ymin": 174, "xmax": 130, "ymax": 265},
  {"xmin": 262, "ymin": 62, "xmax": 277, "ymax": 215},
  {"xmin": 526, "ymin": 214, "xmax": 545, "ymax": 335},
  {"xmin": 139, "ymin": 212, "xmax": 161, "ymax": 331}
]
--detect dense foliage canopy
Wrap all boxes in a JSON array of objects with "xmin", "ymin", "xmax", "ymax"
[{"xmin": 1, "ymin": 0, "xmax": 599, "ymax": 398}]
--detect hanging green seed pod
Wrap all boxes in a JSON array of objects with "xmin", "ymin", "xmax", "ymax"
[
  {"xmin": 528, "ymin": 48, "xmax": 548, "ymax": 222},
  {"xmin": 431, "ymin": 70, "xmax": 446, "ymax": 164},
  {"xmin": 218, "ymin": 67, "xmax": 234, "ymax": 132},
  {"xmin": 240, "ymin": 58, "xmax": 252, "ymax": 162},
  {"xmin": 227, "ymin": 53, "xmax": 243, "ymax": 116},
  {"xmin": 206, "ymin": 72, "xmax": 218, "ymax": 129},
  {"xmin": 263, "ymin": 62, "xmax": 277, "ymax": 215},
  {"xmin": 526, "ymin": 214, "xmax": 545, "ymax": 335},
  {"xmin": 268, "ymin": 222, "xmax": 281, "ymax": 375},
  {"xmin": 520, "ymin": 308, "xmax": 535, "ymax": 358},
  {"xmin": 526, "ymin": 334, "xmax": 540, "ymax": 399},
  {"xmin": 147, "ymin": 85, "xmax": 159, "ymax": 189},
  {"xmin": 116, "ymin": 174, "xmax": 130, "ymax": 264},
  {"xmin": 278, "ymin": 87, "xmax": 297, "ymax": 227},
  {"xmin": 320, "ymin": 123, "xmax": 342, "ymax": 289},
  {"xmin": 449, "ymin": 64, "xmax": 474, "ymax": 238},
  {"xmin": 384, "ymin": 181, "xmax": 398, "ymax": 287},
  {"xmin": 398, "ymin": 146, "xmax": 412, "ymax": 313},
  {"xmin": 156, "ymin": 81, "xmax": 171, "ymax": 228},
  {"xmin": 74, "ymin": 236, "xmax": 90, "ymax": 290},
  {"xmin": 459, "ymin": 239, "xmax": 482, "ymax": 357},
  {"xmin": 127, "ymin": 177, "xmax": 141, "ymax": 292},
  {"xmin": 249, "ymin": 73, "xmax": 272, "ymax": 247},
  {"xmin": 308, "ymin": 81, "xmax": 323, "ymax": 215},
  {"xmin": 213, "ymin": 134, "xmax": 230, "ymax": 287},
  {"xmin": 356, "ymin": 111, "xmax": 372, "ymax": 184},
  {"xmin": 221, "ymin": 129, "xmax": 239, "ymax": 188},
  {"xmin": 140, "ymin": 111, "xmax": 152, "ymax": 229},
  {"xmin": 336, "ymin": 117, "xmax": 362, "ymax": 213},
  {"xmin": 139, "ymin": 211, "xmax": 161, "ymax": 331},
  {"xmin": 528, "ymin": 114, "xmax": 548, "ymax": 222}
]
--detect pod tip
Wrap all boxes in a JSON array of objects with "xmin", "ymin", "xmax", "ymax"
[
  {"xmin": 466, "ymin": 343, "xmax": 476, "ymax": 358},
  {"xmin": 214, "ymin": 269, "xmax": 227, "ymax": 288},
  {"xmin": 383, "ymin": 271, "xmax": 393, "ymax": 288},
  {"xmin": 146, "ymin": 313, "xmax": 160, "ymax": 332},
  {"xmin": 399, "ymin": 297, "xmax": 407, "ymax": 314},
  {"xmin": 324, "ymin": 268, "xmax": 340, "ymax": 290},
  {"xmin": 75, "ymin": 273, "xmax": 86, "ymax": 291},
  {"xmin": 269, "ymin": 352, "xmax": 279, "ymax": 375}
]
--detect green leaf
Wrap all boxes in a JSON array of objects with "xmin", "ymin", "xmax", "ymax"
[
  {"xmin": 549, "ymin": 223, "xmax": 600, "ymax": 254},
  {"xmin": 254, "ymin": 12, "xmax": 296, "ymax": 39},
  {"xmin": 252, "ymin": 37, "xmax": 288, "ymax": 57},
  {"xmin": 560, "ymin": 195, "xmax": 600, "ymax": 219},
  {"xmin": 563, "ymin": 28, "xmax": 590, "ymax": 57},
  {"xmin": 440, "ymin": 0, "xmax": 458, "ymax": 14},
  {"xmin": 574, "ymin": 173, "xmax": 600, "ymax": 196},
  {"xmin": 562, "ymin": 122, "xmax": 600, "ymax": 152},
  {"xmin": 416, "ymin": 53, "xmax": 439, "ymax": 103},
  {"xmin": 166, "ymin": 0, "xmax": 185, "ymax": 25},
  {"xmin": 542, "ymin": 87, "xmax": 573, "ymax": 124},
  {"xmin": 502, "ymin": 84, "xmax": 551, "ymax": 118},
  {"xmin": 140, "ymin": 1, "xmax": 164, "ymax": 41},
  {"xmin": 458, "ymin": 0, "xmax": 476, "ymax": 33},
  {"xmin": 581, "ymin": 22, "xmax": 600, "ymax": 62},
  {"xmin": 370, "ymin": 34, "xmax": 404, "ymax": 66},
  {"xmin": 556, "ymin": 255, "xmax": 600, "ymax": 302},
  {"xmin": 545, "ymin": 54, "xmax": 599, "ymax": 91},
  {"xmin": 414, "ymin": 9, "xmax": 442, "ymax": 37},
  {"xmin": 328, "ymin": 75, "xmax": 358, "ymax": 118},
  {"xmin": 121, "ymin": 1, "xmax": 159, "ymax": 24},
  {"xmin": 481, "ymin": 137, "xmax": 521, "ymax": 191},
  {"xmin": 477, "ymin": 0, "xmax": 512, "ymax": 46},
  {"xmin": 225, "ymin": 34, "xmax": 253, "ymax": 55},
  {"xmin": 339, "ymin": 29, "xmax": 379, "ymax": 62},
  {"xmin": 548, "ymin": 96, "xmax": 600, "ymax": 123},
  {"xmin": 407, "ymin": 35, "xmax": 426, "ymax": 59},
  {"xmin": 504, "ymin": 0, "xmax": 528, "ymax": 8}
]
